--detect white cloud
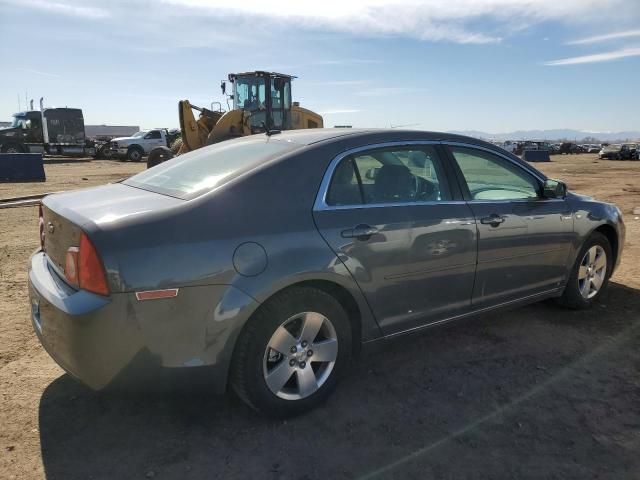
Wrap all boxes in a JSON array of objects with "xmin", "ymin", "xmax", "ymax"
[
  {"xmin": 16, "ymin": 68, "xmax": 61, "ymax": 78},
  {"xmin": 160, "ymin": 0, "xmax": 639, "ymax": 45},
  {"xmin": 4, "ymin": 0, "xmax": 110, "ymax": 18},
  {"xmin": 6, "ymin": 0, "xmax": 639, "ymax": 46},
  {"xmin": 567, "ymin": 29, "xmax": 640, "ymax": 45},
  {"xmin": 544, "ymin": 47, "xmax": 640, "ymax": 66}
]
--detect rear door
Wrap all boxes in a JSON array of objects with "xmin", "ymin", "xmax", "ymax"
[
  {"xmin": 444, "ymin": 144, "xmax": 573, "ymax": 308},
  {"xmin": 313, "ymin": 143, "xmax": 477, "ymax": 335}
]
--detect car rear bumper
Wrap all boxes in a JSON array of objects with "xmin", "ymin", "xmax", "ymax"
[
  {"xmin": 28, "ymin": 251, "xmax": 259, "ymax": 392},
  {"xmin": 28, "ymin": 251, "xmax": 145, "ymax": 389}
]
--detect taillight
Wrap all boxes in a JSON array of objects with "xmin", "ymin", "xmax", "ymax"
[
  {"xmin": 38, "ymin": 204, "xmax": 45, "ymax": 250},
  {"xmin": 65, "ymin": 247, "xmax": 79, "ymax": 285},
  {"xmin": 64, "ymin": 232, "xmax": 109, "ymax": 296}
]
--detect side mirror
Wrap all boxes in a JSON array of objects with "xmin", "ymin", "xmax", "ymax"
[
  {"xmin": 220, "ymin": 81, "xmax": 226, "ymax": 95},
  {"xmin": 543, "ymin": 179, "xmax": 567, "ymax": 199}
]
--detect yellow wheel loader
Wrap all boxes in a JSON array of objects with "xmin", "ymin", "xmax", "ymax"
[{"xmin": 147, "ymin": 71, "xmax": 323, "ymax": 167}]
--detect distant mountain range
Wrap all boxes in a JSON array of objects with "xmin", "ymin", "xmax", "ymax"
[{"xmin": 449, "ymin": 129, "xmax": 640, "ymax": 142}]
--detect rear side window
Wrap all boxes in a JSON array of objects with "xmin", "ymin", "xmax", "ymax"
[
  {"xmin": 449, "ymin": 146, "xmax": 540, "ymax": 201},
  {"xmin": 326, "ymin": 145, "xmax": 450, "ymax": 206},
  {"xmin": 124, "ymin": 139, "xmax": 298, "ymax": 199}
]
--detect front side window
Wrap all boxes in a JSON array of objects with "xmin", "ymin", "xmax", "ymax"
[
  {"xmin": 449, "ymin": 147, "xmax": 540, "ymax": 201},
  {"xmin": 145, "ymin": 130, "xmax": 161, "ymax": 139},
  {"xmin": 326, "ymin": 145, "xmax": 450, "ymax": 206}
]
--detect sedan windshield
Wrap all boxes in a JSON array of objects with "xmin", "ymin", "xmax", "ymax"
[{"xmin": 124, "ymin": 138, "xmax": 299, "ymax": 199}]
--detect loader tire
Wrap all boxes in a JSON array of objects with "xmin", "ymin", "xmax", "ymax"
[{"xmin": 147, "ymin": 146, "xmax": 173, "ymax": 168}]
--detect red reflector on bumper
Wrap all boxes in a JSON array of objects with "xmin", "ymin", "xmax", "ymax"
[{"xmin": 135, "ymin": 289, "xmax": 179, "ymax": 301}]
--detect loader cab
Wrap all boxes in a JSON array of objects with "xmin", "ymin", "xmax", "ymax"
[{"xmin": 228, "ymin": 71, "xmax": 293, "ymax": 133}]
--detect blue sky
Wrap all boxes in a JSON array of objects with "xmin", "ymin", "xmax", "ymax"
[{"xmin": 0, "ymin": 0, "xmax": 639, "ymax": 133}]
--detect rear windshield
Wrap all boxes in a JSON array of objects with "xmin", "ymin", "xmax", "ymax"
[{"xmin": 124, "ymin": 138, "xmax": 298, "ymax": 199}]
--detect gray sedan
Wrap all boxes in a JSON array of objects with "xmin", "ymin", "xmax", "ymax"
[{"xmin": 28, "ymin": 129, "xmax": 625, "ymax": 416}]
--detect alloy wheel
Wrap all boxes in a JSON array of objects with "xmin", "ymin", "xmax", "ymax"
[
  {"xmin": 262, "ymin": 311, "xmax": 338, "ymax": 400},
  {"xmin": 578, "ymin": 245, "xmax": 607, "ymax": 299}
]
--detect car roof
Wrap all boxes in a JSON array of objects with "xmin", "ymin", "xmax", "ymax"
[
  {"xmin": 266, "ymin": 128, "xmax": 498, "ymax": 148},
  {"xmin": 267, "ymin": 128, "xmax": 377, "ymax": 145}
]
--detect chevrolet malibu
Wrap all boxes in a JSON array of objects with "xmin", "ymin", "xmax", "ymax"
[{"xmin": 29, "ymin": 129, "xmax": 625, "ymax": 416}]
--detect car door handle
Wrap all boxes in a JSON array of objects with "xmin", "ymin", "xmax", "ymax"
[
  {"xmin": 341, "ymin": 224, "xmax": 379, "ymax": 240},
  {"xmin": 480, "ymin": 214, "xmax": 505, "ymax": 227}
]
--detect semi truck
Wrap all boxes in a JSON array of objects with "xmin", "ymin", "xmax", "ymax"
[{"xmin": 0, "ymin": 100, "xmax": 95, "ymax": 157}]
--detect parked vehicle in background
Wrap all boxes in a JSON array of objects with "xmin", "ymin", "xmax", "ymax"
[
  {"xmin": 599, "ymin": 144, "xmax": 634, "ymax": 160},
  {"xmin": 110, "ymin": 128, "xmax": 180, "ymax": 161},
  {"xmin": 586, "ymin": 145, "xmax": 601, "ymax": 153},
  {"xmin": 514, "ymin": 141, "xmax": 552, "ymax": 156},
  {"xmin": 559, "ymin": 142, "xmax": 580, "ymax": 154},
  {"xmin": 534, "ymin": 141, "xmax": 553, "ymax": 152},
  {"xmin": 499, "ymin": 140, "xmax": 517, "ymax": 154},
  {"xmin": 85, "ymin": 125, "xmax": 140, "ymax": 159},
  {"xmin": 629, "ymin": 144, "xmax": 638, "ymax": 160},
  {"xmin": 28, "ymin": 129, "xmax": 625, "ymax": 417},
  {"xmin": 0, "ymin": 101, "xmax": 96, "ymax": 156}
]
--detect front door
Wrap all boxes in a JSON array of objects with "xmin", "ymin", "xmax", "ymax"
[
  {"xmin": 445, "ymin": 145, "xmax": 573, "ymax": 307},
  {"xmin": 144, "ymin": 130, "xmax": 166, "ymax": 150},
  {"xmin": 313, "ymin": 144, "xmax": 477, "ymax": 335}
]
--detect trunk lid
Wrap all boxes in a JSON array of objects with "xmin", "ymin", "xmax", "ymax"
[
  {"xmin": 42, "ymin": 183, "xmax": 183, "ymax": 275},
  {"xmin": 42, "ymin": 204, "xmax": 83, "ymax": 275}
]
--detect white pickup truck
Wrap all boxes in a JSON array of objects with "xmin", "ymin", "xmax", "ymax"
[{"xmin": 110, "ymin": 129, "xmax": 177, "ymax": 161}]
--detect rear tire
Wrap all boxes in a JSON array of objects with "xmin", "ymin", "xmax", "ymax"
[
  {"xmin": 230, "ymin": 286, "xmax": 352, "ymax": 417},
  {"xmin": 557, "ymin": 232, "xmax": 612, "ymax": 309}
]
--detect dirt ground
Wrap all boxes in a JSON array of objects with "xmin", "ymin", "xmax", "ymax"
[{"xmin": 1, "ymin": 155, "xmax": 639, "ymax": 479}]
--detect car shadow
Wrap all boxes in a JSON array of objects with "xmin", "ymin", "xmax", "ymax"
[{"xmin": 39, "ymin": 282, "xmax": 640, "ymax": 479}]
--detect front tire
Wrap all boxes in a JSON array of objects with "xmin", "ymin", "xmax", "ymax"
[
  {"xmin": 230, "ymin": 286, "xmax": 352, "ymax": 417},
  {"xmin": 1, "ymin": 143, "xmax": 23, "ymax": 153},
  {"xmin": 97, "ymin": 144, "xmax": 112, "ymax": 159},
  {"xmin": 127, "ymin": 147, "xmax": 143, "ymax": 162},
  {"xmin": 558, "ymin": 232, "xmax": 612, "ymax": 309}
]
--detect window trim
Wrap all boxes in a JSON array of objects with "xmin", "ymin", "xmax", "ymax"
[
  {"xmin": 314, "ymin": 141, "xmax": 462, "ymax": 211},
  {"xmin": 442, "ymin": 142, "xmax": 546, "ymax": 203}
]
